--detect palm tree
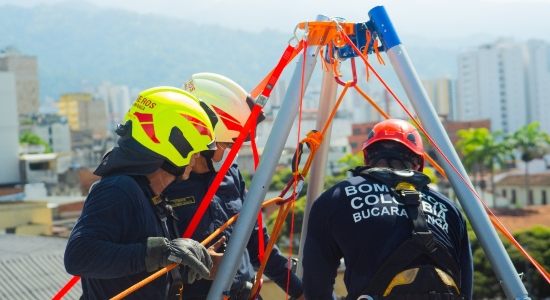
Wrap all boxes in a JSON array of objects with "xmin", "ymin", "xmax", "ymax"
[
  {"xmin": 509, "ymin": 121, "xmax": 550, "ymax": 205},
  {"xmin": 456, "ymin": 127, "xmax": 512, "ymax": 207}
]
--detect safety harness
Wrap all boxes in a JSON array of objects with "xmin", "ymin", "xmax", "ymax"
[
  {"xmin": 131, "ymin": 175, "xmax": 185, "ymax": 300},
  {"xmin": 352, "ymin": 167, "xmax": 467, "ymax": 300}
]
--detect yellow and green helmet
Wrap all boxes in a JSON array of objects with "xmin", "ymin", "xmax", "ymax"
[{"xmin": 118, "ymin": 86, "xmax": 217, "ymax": 168}]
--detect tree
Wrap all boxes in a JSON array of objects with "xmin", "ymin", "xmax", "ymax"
[
  {"xmin": 337, "ymin": 152, "xmax": 363, "ymax": 176},
  {"xmin": 19, "ymin": 131, "xmax": 52, "ymax": 153},
  {"xmin": 456, "ymin": 127, "xmax": 512, "ymax": 207},
  {"xmin": 510, "ymin": 122, "xmax": 550, "ymax": 205},
  {"xmin": 470, "ymin": 225, "xmax": 550, "ymax": 299}
]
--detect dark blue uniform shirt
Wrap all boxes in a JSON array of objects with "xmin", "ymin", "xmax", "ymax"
[
  {"xmin": 163, "ymin": 164, "xmax": 303, "ymax": 299},
  {"xmin": 302, "ymin": 174, "xmax": 473, "ymax": 300},
  {"xmin": 64, "ymin": 174, "xmax": 170, "ymax": 300}
]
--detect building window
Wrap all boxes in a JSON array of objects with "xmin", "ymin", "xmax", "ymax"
[
  {"xmin": 511, "ymin": 189, "xmax": 516, "ymax": 204},
  {"xmin": 543, "ymin": 190, "xmax": 547, "ymax": 205},
  {"xmin": 502, "ymin": 189, "xmax": 507, "ymax": 197},
  {"xmin": 353, "ymin": 128, "xmax": 362, "ymax": 135},
  {"xmin": 29, "ymin": 162, "xmax": 50, "ymax": 170},
  {"xmin": 350, "ymin": 142, "xmax": 357, "ymax": 149},
  {"xmin": 528, "ymin": 190, "xmax": 534, "ymax": 205}
]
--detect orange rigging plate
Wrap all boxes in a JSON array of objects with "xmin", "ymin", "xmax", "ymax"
[{"xmin": 297, "ymin": 21, "xmax": 356, "ymax": 47}]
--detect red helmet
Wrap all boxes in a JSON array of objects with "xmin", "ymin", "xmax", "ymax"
[{"xmin": 362, "ymin": 119, "xmax": 424, "ymax": 171}]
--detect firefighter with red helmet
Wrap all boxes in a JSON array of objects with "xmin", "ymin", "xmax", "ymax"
[{"xmin": 302, "ymin": 119, "xmax": 473, "ymax": 300}]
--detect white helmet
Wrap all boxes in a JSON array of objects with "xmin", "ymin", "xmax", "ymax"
[{"xmin": 182, "ymin": 72, "xmax": 264, "ymax": 142}]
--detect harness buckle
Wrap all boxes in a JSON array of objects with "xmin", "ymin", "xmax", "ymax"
[{"xmin": 357, "ymin": 295, "xmax": 375, "ymax": 300}]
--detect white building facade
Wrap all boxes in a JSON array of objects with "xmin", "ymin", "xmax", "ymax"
[
  {"xmin": 0, "ymin": 72, "xmax": 21, "ymax": 184},
  {"xmin": 457, "ymin": 39, "xmax": 550, "ymax": 134}
]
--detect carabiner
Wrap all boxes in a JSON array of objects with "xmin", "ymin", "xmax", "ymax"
[{"xmin": 334, "ymin": 57, "xmax": 358, "ymax": 87}]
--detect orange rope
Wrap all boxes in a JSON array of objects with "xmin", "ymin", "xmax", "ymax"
[
  {"xmin": 373, "ymin": 39, "xmax": 386, "ymax": 66},
  {"xmin": 363, "ymin": 31, "xmax": 371, "ymax": 81},
  {"xmin": 250, "ymin": 202, "xmax": 294, "ymax": 298},
  {"xmin": 110, "ymin": 198, "xmax": 284, "ymax": 300},
  {"xmin": 319, "ymin": 47, "xmax": 329, "ymax": 72}
]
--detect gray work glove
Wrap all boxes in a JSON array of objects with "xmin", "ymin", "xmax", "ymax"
[{"xmin": 145, "ymin": 237, "xmax": 213, "ymax": 283}]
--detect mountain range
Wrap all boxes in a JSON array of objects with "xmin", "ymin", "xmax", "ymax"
[{"xmin": 0, "ymin": 2, "xmax": 526, "ymax": 103}]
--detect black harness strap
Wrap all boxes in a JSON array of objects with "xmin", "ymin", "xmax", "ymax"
[
  {"xmin": 131, "ymin": 175, "xmax": 184, "ymax": 300},
  {"xmin": 365, "ymin": 293, "xmax": 466, "ymax": 300},
  {"xmin": 355, "ymin": 168, "xmax": 462, "ymax": 299}
]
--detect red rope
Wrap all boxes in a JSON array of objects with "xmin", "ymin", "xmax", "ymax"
[{"xmin": 52, "ymin": 276, "xmax": 80, "ymax": 300}]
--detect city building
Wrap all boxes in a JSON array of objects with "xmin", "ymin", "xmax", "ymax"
[
  {"xmin": 0, "ymin": 71, "xmax": 22, "ymax": 184},
  {"xmin": 58, "ymin": 93, "xmax": 107, "ymax": 137},
  {"xmin": 421, "ymin": 77, "xmax": 457, "ymax": 121},
  {"xmin": 494, "ymin": 172, "xmax": 550, "ymax": 207},
  {"xmin": 32, "ymin": 114, "xmax": 71, "ymax": 154},
  {"xmin": 256, "ymin": 83, "xmax": 354, "ymax": 175},
  {"xmin": 525, "ymin": 40, "xmax": 550, "ymax": 134},
  {"xmin": 457, "ymin": 39, "xmax": 550, "ymax": 134},
  {"xmin": 0, "ymin": 47, "xmax": 40, "ymax": 116},
  {"xmin": 94, "ymin": 82, "xmax": 132, "ymax": 133},
  {"xmin": 19, "ymin": 153, "xmax": 72, "ymax": 186}
]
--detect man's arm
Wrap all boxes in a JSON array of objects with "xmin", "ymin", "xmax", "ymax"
[{"xmin": 64, "ymin": 186, "xmax": 147, "ymax": 278}]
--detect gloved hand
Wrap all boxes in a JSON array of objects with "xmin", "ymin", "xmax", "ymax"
[{"xmin": 145, "ymin": 237, "xmax": 213, "ymax": 283}]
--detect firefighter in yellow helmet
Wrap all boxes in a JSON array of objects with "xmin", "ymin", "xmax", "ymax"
[{"xmin": 65, "ymin": 87, "xmax": 224, "ymax": 300}]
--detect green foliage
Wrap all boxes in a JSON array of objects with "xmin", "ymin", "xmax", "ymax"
[
  {"xmin": 240, "ymin": 170, "xmax": 252, "ymax": 187},
  {"xmin": 456, "ymin": 127, "xmax": 512, "ymax": 174},
  {"xmin": 469, "ymin": 225, "xmax": 550, "ymax": 299},
  {"xmin": 337, "ymin": 152, "xmax": 363, "ymax": 175},
  {"xmin": 269, "ymin": 167, "xmax": 294, "ymax": 191},
  {"xmin": 423, "ymin": 167, "xmax": 438, "ymax": 184},
  {"xmin": 511, "ymin": 121, "xmax": 550, "ymax": 162},
  {"xmin": 19, "ymin": 131, "xmax": 52, "ymax": 153}
]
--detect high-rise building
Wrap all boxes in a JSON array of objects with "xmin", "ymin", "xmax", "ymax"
[
  {"xmin": 58, "ymin": 93, "xmax": 107, "ymax": 137},
  {"xmin": 457, "ymin": 39, "xmax": 550, "ymax": 133},
  {"xmin": 33, "ymin": 115, "xmax": 71, "ymax": 154},
  {"xmin": 0, "ymin": 72, "xmax": 22, "ymax": 184},
  {"xmin": 525, "ymin": 40, "xmax": 550, "ymax": 133},
  {"xmin": 95, "ymin": 83, "xmax": 131, "ymax": 132},
  {"xmin": 0, "ymin": 47, "xmax": 40, "ymax": 116},
  {"xmin": 422, "ymin": 77, "xmax": 457, "ymax": 120}
]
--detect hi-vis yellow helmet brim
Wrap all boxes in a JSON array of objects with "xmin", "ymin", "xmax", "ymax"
[{"xmin": 121, "ymin": 86, "xmax": 217, "ymax": 168}]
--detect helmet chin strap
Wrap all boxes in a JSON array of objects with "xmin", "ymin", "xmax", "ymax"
[
  {"xmin": 200, "ymin": 150, "xmax": 216, "ymax": 172},
  {"xmin": 160, "ymin": 161, "xmax": 185, "ymax": 183}
]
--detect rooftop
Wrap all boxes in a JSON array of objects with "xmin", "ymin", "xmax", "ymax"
[{"xmin": 0, "ymin": 234, "xmax": 81, "ymax": 299}]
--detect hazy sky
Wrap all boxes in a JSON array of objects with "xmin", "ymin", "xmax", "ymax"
[{"xmin": 1, "ymin": 0, "xmax": 550, "ymax": 41}]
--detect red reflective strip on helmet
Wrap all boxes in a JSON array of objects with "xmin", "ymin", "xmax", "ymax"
[
  {"xmin": 181, "ymin": 114, "xmax": 213, "ymax": 139},
  {"xmin": 133, "ymin": 112, "xmax": 160, "ymax": 143},
  {"xmin": 141, "ymin": 124, "xmax": 161, "ymax": 143},
  {"xmin": 212, "ymin": 106, "xmax": 243, "ymax": 132},
  {"xmin": 133, "ymin": 112, "xmax": 154, "ymax": 123}
]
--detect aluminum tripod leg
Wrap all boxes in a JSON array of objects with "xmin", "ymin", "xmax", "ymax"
[
  {"xmin": 296, "ymin": 66, "xmax": 339, "ymax": 278},
  {"xmin": 205, "ymin": 15, "xmax": 326, "ymax": 300},
  {"xmin": 369, "ymin": 6, "xmax": 530, "ymax": 300}
]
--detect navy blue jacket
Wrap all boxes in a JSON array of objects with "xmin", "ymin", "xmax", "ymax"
[
  {"xmin": 163, "ymin": 164, "xmax": 303, "ymax": 298},
  {"xmin": 302, "ymin": 173, "xmax": 473, "ymax": 300},
  {"xmin": 64, "ymin": 174, "xmax": 170, "ymax": 300}
]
